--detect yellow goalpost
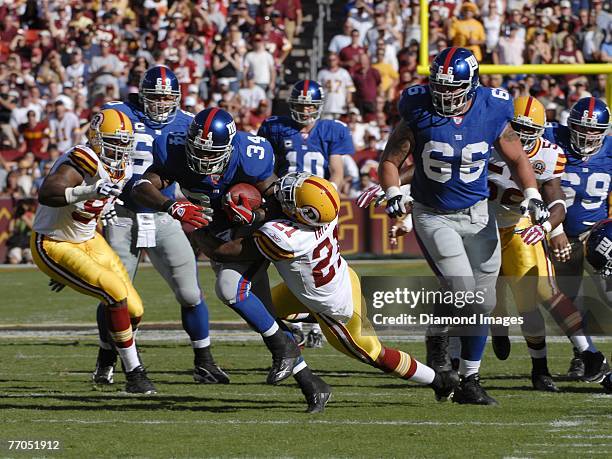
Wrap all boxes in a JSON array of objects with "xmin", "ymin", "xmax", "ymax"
[{"xmin": 417, "ymin": 0, "xmax": 612, "ymax": 107}]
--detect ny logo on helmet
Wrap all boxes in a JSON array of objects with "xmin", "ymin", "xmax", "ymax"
[
  {"xmin": 227, "ymin": 120, "xmax": 236, "ymax": 137},
  {"xmin": 595, "ymin": 237, "xmax": 612, "ymax": 257}
]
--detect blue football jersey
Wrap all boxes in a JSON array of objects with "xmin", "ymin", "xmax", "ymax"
[
  {"xmin": 544, "ymin": 123, "xmax": 611, "ymax": 237},
  {"xmin": 399, "ymin": 85, "xmax": 514, "ymax": 210},
  {"xmin": 102, "ymin": 95, "xmax": 194, "ymax": 212},
  {"xmin": 151, "ymin": 130, "xmax": 275, "ymax": 233},
  {"xmin": 258, "ymin": 116, "xmax": 354, "ymax": 178}
]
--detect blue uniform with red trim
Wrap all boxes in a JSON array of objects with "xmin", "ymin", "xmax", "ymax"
[
  {"xmin": 398, "ymin": 85, "xmax": 514, "ymax": 210},
  {"xmin": 258, "ymin": 116, "xmax": 354, "ymax": 178},
  {"xmin": 102, "ymin": 94, "xmax": 193, "ymax": 213},
  {"xmin": 151, "ymin": 130, "xmax": 275, "ymax": 234},
  {"xmin": 544, "ymin": 123, "xmax": 611, "ymax": 237}
]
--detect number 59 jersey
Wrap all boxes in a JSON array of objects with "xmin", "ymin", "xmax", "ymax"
[
  {"xmin": 399, "ymin": 85, "xmax": 514, "ymax": 211},
  {"xmin": 253, "ymin": 218, "xmax": 353, "ymax": 322},
  {"xmin": 33, "ymin": 145, "xmax": 132, "ymax": 243},
  {"xmin": 257, "ymin": 115, "xmax": 355, "ymax": 179}
]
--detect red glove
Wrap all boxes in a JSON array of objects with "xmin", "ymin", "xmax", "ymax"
[
  {"xmin": 224, "ymin": 193, "xmax": 255, "ymax": 224},
  {"xmin": 517, "ymin": 225, "xmax": 546, "ymax": 245},
  {"xmin": 167, "ymin": 201, "xmax": 212, "ymax": 229}
]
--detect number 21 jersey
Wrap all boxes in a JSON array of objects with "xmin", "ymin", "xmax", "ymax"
[{"xmin": 399, "ymin": 85, "xmax": 514, "ymax": 211}]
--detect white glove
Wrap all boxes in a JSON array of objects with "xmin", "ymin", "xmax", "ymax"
[
  {"xmin": 100, "ymin": 198, "xmax": 123, "ymax": 227},
  {"xmin": 356, "ymin": 184, "xmax": 385, "ymax": 208},
  {"xmin": 519, "ymin": 188, "xmax": 549, "ymax": 225},
  {"xmin": 385, "ymin": 186, "xmax": 413, "ymax": 218},
  {"xmin": 95, "ymin": 179, "xmax": 122, "ymax": 198}
]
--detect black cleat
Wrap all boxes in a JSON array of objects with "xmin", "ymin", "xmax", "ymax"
[
  {"xmin": 567, "ymin": 347, "xmax": 585, "ymax": 380},
  {"xmin": 290, "ymin": 326, "xmax": 306, "ymax": 349},
  {"xmin": 531, "ymin": 372, "xmax": 560, "ymax": 392},
  {"xmin": 426, "ymin": 334, "xmax": 452, "ymax": 372},
  {"xmin": 452, "ymin": 373, "xmax": 498, "ymax": 406},
  {"xmin": 301, "ymin": 374, "xmax": 332, "ymax": 414},
  {"xmin": 263, "ymin": 330, "xmax": 301, "ymax": 385},
  {"xmin": 601, "ymin": 373, "xmax": 612, "ymax": 394},
  {"xmin": 306, "ymin": 329, "xmax": 324, "ymax": 348},
  {"xmin": 92, "ymin": 347, "xmax": 117, "ymax": 385},
  {"xmin": 451, "ymin": 358, "xmax": 460, "ymax": 372},
  {"xmin": 492, "ymin": 335, "xmax": 511, "ymax": 361},
  {"xmin": 194, "ymin": 363, "xmax": 230, "ymax": 384},
  {"xmin": 125, "ymin": 365, "xmax": 157, "ymax": 394},
  {"xmin": 581, "ymin": 351, "xmax": 610, "ymax": 383},
  {"xmin": 430, "ymin": 370, "xmax": 460, "ymax": 402}
]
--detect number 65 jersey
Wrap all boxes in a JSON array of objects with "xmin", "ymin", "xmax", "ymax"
[
  {"xmin": 399, "ymin": 85, "xmax": 514, "ymax": 211},
  {"xmin": 253, "ymin": 218, "xmax": 353, "ymax": 322},
  {"xmin": 544, "ymin": 123, "xmax": 611, "ymax": 238}
]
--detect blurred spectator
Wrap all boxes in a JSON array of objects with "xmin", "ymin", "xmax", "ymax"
[
  {"xmin": 448, "ymin": 2, "xmax": 485, "ymax": 61},
  {"xmin": 49, "ymin": 101, "xmax": 80, "ymax": 154},
  {"xmin": 244, "ymin": 34, "xmax": 276, "ymax": 93},
  {"xmin": 365, "ymin": 11, "xmax": 400, "ymax": 58},
  {"xmin": 527, "ymin": 29, "xmax": 552, "ymax": 64},
  {"xmin": 239, "ymin": 72, "xmax": 268, "ymax": 110},
  {"xmin": 351, "ymin": 54, "xmax": 381, "ymax": 123},
  {"xmin": 18, "ymin": 110, "xmax": 50, "ymax": 160},
  {"xmin": 317, "ymin": 53, "xmax": 355, "ymax": 119},
  {"xmin": 0, "ymin": 170, "xmax": 27, "ymax": 201},
  {"xmin": 89, "ymin": 41, "xmax": 122, "ymax": 99},
  {"xmin": 274, "ymin": 0, "xmax": 303, "ymax": 44},
  {"xmin": 372, "ymin": 47, "xmax": 399, "ymax": 100},
  {"xmin": 339, "ymin": 29, "xmax": 366, "ymax": 70},
  {"xmin": 259, "ymin": 16, "xmax": 292, "ymax": 66},
  {"xmin": 5, "ymin": 198, "xmax": 36, "ymax": 264},
  {"xmin": 329, "ymin": 20, "xmax": 353, "ymax": 54},
  {"xmin": 494, "ymin": 25, "xmax": 525, "ymax": 66},
  {"xmin": 347, "ymin": 0, "xmax": 374, "ymax": 44},
  {"xmin": 483, "ymin": 2, "xmax": 502, "ymax": 62},
  {"xmin": 0, "ymin": 82, "xmax": 17, "ymax": 149}
]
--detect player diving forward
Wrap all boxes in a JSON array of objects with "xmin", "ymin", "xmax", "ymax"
[
  {"xmin": 258, "ymin": 79, "xmax": 356, "ymax": 348},
  {"xmin": 544, "ymin": 97, "xmax": 611, "ymax": 380},
  {"xmin": 487, "ymin": 96, "xmax": 609, "ymax": 391},
  {"xmin": 378, "ymin": 47, "xmax": 548, "ymax": 405},
  {"xmin": 94, "ymin": 66, "xmax": 228, "ymax": 386},
  {"xmin": 203, "ymin": 172, "xmax": 457, "ymax": 407},
  {"xmin": 30, "ymin": 109, "xmax": 156, "ymax": 394},
  {"xmin": 131, "ymin": 108, "xmax": 331, "ymax": 412}
]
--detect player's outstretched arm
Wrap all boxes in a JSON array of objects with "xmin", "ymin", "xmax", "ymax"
[
  {"xmin": 131, "ymin": 168, "xmax": 173, "ymax": 211},
  {"xmin": 541, "ymin": 178, "xmax": 566, "ymax": 231}
]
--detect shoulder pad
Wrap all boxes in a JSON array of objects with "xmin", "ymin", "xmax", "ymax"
[
  {"xmin": 68, "ymin": 145, "xmax": 99, "ymax": 177},
  {"xmin": 254, "ymin": 221, "xmax": 297, "ymax": 261}
]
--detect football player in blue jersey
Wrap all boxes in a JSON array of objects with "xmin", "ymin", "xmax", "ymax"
[
  {"xmin": 258, "ymin": 79, "xmax": 356, "ymax": 348},
  {"xmin": 544, "ymin": 97, "xmax": 611, "ymax": 380},
  {"xmin": 93, "ymin": 66, "xmax": 229, "ymax": 386},
  {"xmin": 378, "ymin": 47, "xmax": 549, "ymax": 405},
  {"xmin": 131, "ymin": 108, "xmax": 331, "ymax": 412}
]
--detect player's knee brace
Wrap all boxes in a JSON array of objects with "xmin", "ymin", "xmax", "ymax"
[{"xmin": 174, "ymin": 285, "xmax": 202, "ymax": 308}]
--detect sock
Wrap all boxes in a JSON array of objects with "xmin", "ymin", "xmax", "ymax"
[
  {"xmin": 117, "ymin": 342, "xmax": 140, "ymax": 373},
  {"xmin": 459, "ymin": 329, "xmax": 488, "ymax": 377},
  {"xmin": 181, "ymin": 300, "xmax": 210, "ymax": 347},
  {"xmin": 570, "ymin": 334, "xmax": 590, "ymax": 353},
  {"xmin": 458, "ymin": 359, "xmax": 481, "ymax": 377},
  {"xmin": 542, "ymin": 293, "xmax": 592, "ymax": 348},
  {"xmin": 96, "ymin": 303, "xmax": 112, "ymax": 348},
  {"xmin": 230, "ymin": 293, "xmax": 276, "ymax": 335},
  {"xmin": 524, "ymin": 335, "xmax": 547, "ymax": 359},
  {"xmin": 105, "ymin": 303, "xmax": 139, "ymax": 372},
  {"xmin": 377, "ymin": 347, "xmax": 435, "ymax": 384},
  {"xmin": 449, "ymin": 336, "xmax": 461, "ymax": 361}
]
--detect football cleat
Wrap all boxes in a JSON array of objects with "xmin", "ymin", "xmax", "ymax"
[
  {"xmin": 492, "ymin": 335, "xmax": 511, "ymax": 361},
  {"xmin": 289, "ymin": 325, "xmax": 306, "ymax": 349},
  {"xmin": 306, "ymin": 329, "xmax": 324, "ymax": 348},
  {"xmin": 92, "ymin": 347, "xmax": 117, "ymax": 385},
  {"xmin": 125, "ymin": 365, "xmax": 157, "ymax": 395},
  {"xmin": 301, "ymin": 374, "xmax": 332, "ymax": 414},
  {"xmin": 263, "ymin": 330, "xmax": 301, "ymax": 385},
  {"xmin": 430, "ymin": 370, "xmax": 460, "ymax": 402},
  {"xmin": 531, "ymin": 372, "xmax": 560, "ymax": 393},
  {"xmin": 451, "ymin": 358, "xmax": 460, "ymax": 372},
  {"xmin": 581, "ymin": 350, "xmax": 610, "ymax": 383},
  {"xmin": 267, "ymin": 355, "xmax": 301, "ymax": 385},
  {"xmin": 452, "ymin": 374, "xmax": 498, "ymax": 406},
  {"xmin": 194, "ymin": 363, "xmax": 230, "ymax": 384},
  {"xmin": 426, "ymin": 334, "xmax": 452, "ymax": 373},
  {"xmin": 601, "ymin": 372, "xmax": 612, "ymax": 394},
  {"xmin": 567, "ymin": 347, "xmax": 585, "ymax": 380}
]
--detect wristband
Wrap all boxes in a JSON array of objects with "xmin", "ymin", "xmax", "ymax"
[
  {"xmin": 385, "ymin": 186, "xmax": 402, "ymax": 200},
  {"xmin": 64, "ymin": 184, "xmax": 98, "ymax": 204},
  {"xmin": 549, "ymin": 223, "xmax": 565, "ymax": 238},
  {"xmin": 133, "ymin": 178, "xmax": 153, "ymax": 188},
  {"xmin": 523, "ymin": 187, "xmax": 542, "ymax": 201},
  {"xmin": 161, "ymin": 199, "xmax": 175, "ymax": 213},
  {"xmin": 542, "ymin": 221, "xmax": 552, "ymax": 233},
  {"xmin": 547, "ymin": 199, "xmax": 566, "ymax": 210}
]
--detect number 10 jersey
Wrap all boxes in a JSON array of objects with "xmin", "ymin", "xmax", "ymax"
[{"xmin": 399, "ymin": 85, "xmax": 514, "ymax": 211}]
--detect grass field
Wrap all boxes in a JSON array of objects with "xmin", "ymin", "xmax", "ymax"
[{"xmin": 1, "ymin": 263, "xmax": 611, "ymax": 458}]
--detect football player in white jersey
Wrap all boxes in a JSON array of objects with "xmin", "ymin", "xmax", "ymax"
[
  {"xmin": 30, "ymin": 109, "xmax": 156, "ymax": 394},
  {"xmin": 487, "ymin": 96, "xmax": 609, "ymax": 390},
  {"xmin": 203, "ymin": 172, "xmax": 458, "ymax": 409}
]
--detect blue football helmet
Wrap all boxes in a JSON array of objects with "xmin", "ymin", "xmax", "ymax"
[
  {"xmin": 586, "ymin": 219, "xmax": 612, "ymax": 278},
  {"xmin": 429, "ymin": 47, "xmax": 480, "ymax": 117},
  {"xmin": 288, "ymin": 79, "xmax": 325, "ymax": 124},
  {"xmin": 567, "ymin": 97, "xmax": 610, "ymax": 157},
  {"xmin": 186, "ymin": 108, "xmax": 236, "ymax": 175},
  {"xmin": 139, "ymin": 65, "xmax": 182, "ymax": 124}
]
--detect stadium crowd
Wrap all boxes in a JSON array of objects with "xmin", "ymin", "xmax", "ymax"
[{"xmin": 0, "ymin": 0, "xmax": 611, "ymax": 263}]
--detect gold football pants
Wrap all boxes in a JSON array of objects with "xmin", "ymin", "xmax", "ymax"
[{"xmin": 31, "ymin": 231, "xmax": 143, "ymax": 318}]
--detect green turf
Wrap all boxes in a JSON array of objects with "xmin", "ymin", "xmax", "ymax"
[{"xmin": 0, "ymin": 340, "xmax": 610, "ymax": 458}]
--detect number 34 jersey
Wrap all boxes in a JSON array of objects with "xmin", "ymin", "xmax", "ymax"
[
  {"xmin": 254, "ymin": 218, "xmax": 353, "ymax": 322},
  {"xmin": 399, "ymin": 85, "xmax": 514, "ymax": 211},
  {"xmin": 488, "ymin": 138, "xmax": 565, "ymax": 229},
  {"xmin": 257, "ymin": 116, "xmax": 354, "ymax": 179},
  {"xmin": 544, "ymin": 124, "xmax": 611, "ymax": 238},
  {"xmin": 33, "ymin": 145, "xmax": 132, "ymax": 243}
]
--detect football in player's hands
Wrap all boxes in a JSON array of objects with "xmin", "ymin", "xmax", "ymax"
[
  {"xmin": 225, "ymin": 183, "xmax": 262, "ymax": 210},
  {"xmin": 223, "ymin": 183, "xmax": 262, "ymax": 224}
]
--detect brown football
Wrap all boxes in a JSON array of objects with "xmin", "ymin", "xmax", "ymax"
[{"xmin": 226, "ymin": 183, "xmax": 262, "ymax": 210}]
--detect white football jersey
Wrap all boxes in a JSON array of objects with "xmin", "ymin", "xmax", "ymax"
[
  {"xmin": 254, "ymin": 217, "xmax": 353, "ymax": 322},
  {"xmin": 488, "ymin": 138, "xmax": 566, "ymax": 228},
  {"xmin": 33, "ymin": 145, "xmax": 132, "ymax": 243}
]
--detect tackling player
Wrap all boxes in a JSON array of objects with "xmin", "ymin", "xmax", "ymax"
[
  {"xmin": 131, "ymin": 108, "xmax": 331, "ymax": 412},
  {"xmin": 203, "ymin": 172, "xmax": 457, "ymax": 408},
  {"xmin": 379, "ymin": 47, "xmax": 548, "ymax": 405},
  {"xmin": 544, "ymin": 97, "xmax": 611, "ymax": 379},
  {"xmin": 30, "ymin": 109, "xmax": 156, "ymax": 394},
  {"xmin": 488, "ymin": 96, "xmax": 608, "ymax": 390},
  {"xmin": 94, "ymin": 66, "xmax": 229, "ymax": 386},
  {"xmin": 258, "ymin": 79, "xmax": 356, "ymax": 348}
]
